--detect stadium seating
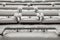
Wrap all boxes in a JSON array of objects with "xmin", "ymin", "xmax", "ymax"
[
  {"xmin": 0, "ymin": 7, "xmax": 18, "ymax": 23},
  {"xmin": 15, "ymin": 7, "xmax": 41, "ymax": 23},
  {"xmin": 38, "ymin": 7, "xmax": 60, "ymax": 23},
  {"xmin": 0, "ymin": 16, "xmax": 17, "ymax": 23},
  {"xmin": 0, "ymin": 0, "xmax": 60, "ymax": 40},
  {"xmin": 0, "ymin": 7, "xmax": 18, "ymax": 16}
]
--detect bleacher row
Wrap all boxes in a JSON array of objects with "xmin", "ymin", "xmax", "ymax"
[
  {"xmin": 0, "ymin": 0, "xmax": 60, "ymax": 2},
  {"xmin": 0, "ymin": 0, "xmax": 60, "ymax": 23},
  {"xmin": 1, "ymin": 2, "xmax": 60, "ymax": 7},
  {"xmin": 0, "ymin": 7, "xmax": 60, "ymax": 23},
  {"xmin": 0, "ymin": 0, "xmax": 60, "ymax": 39}
]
